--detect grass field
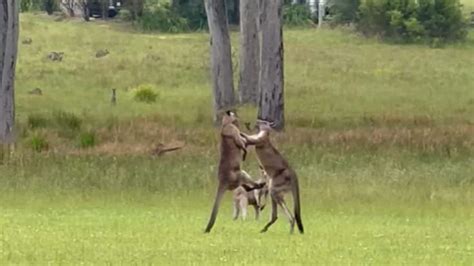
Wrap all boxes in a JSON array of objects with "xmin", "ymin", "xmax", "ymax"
[
  {"xmin": 1, "ymin": 154, "xmax": 473, "ymax": 264},
  {"xmin": 1, "ymin": 9, "xmax": 473, "ymax": 264}
]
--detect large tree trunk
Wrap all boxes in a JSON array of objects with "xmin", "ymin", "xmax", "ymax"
[
  {"xmin": 0, "ymin": 0, "xmax": 19, "ymax": 146},
  {"xmin": 205, "ymin": 0, "xmax": 235, "ymax": 124},
  {"xmin": 80, "ymin": 0, "xmax": 90, "ymax": 21},
  {"xmin": 258, "ymin": 0, "xmax": 284, "ymax": 130},
  {"xmin": 238, "ymin": 0, "xmax": 259, "ymax": 105}
]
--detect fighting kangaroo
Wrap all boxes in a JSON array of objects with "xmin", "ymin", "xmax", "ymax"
[
  {"xmin": 241, "ymin": 120, "xmax": 304, "ymax": 234},
  {"xmin": 204, "ymin": 111, "xmax": 265, "ymax": 233}
]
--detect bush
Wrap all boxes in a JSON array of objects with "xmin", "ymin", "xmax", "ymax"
[
  {"xmin": 327, "ymin": 0, "xmax": 360, "ymax": 25},
  {"xmin": 133, "ymin": 84, "xmax": 159, "ymax": 103},
  {"xmin": 138, "ymin": 3, "xmax": 189, "ymax": 32},
  {"xmin": 172, "ymin": 0, "xmax": 208, "ymax": 30},
  {"xmin": 20, "ymin": 0, "xmax": 45, "ymax": 12},
  {"xmin": 417, "ymin": 0, "xmax": 468, "ymax": 42},
  {"xmin": 118, "ymin": 9, "xmax": 133, "ymax": 21},
  {"xmin": 78, "ymin": 131, "xmax": 96, "ymax": 149},
  {"xmin": 42, "ymin": 0, "xmax": 59, "ymax": 15},
  {"xmin": 357, "ymin": 0, "xmax": 467, "ymax": 43},
  {"xmin": 29, "ymin": 134, "xmax": 49, "ymax": 152},
  {"xmin": 20, "ymin": 0, "xmax": 33, "ymax": 12},
  {"xmin": 283, "ymin": 4, "xmax": 314, "ymax": 27},
  {"xmin": 125, "ymin": 0, "xmax": 145, "ymax": 19}
]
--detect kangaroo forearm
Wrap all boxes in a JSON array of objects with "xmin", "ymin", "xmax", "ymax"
[{"xmin": 240, "ymin": 133, "xmax": 262, "ymax": 145}]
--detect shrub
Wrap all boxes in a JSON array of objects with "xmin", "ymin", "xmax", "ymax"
[
  {"xmin": 357, "ymin": 0, "xmax": 467, "ymax": 43},
  {"xmin": 20, "ymin": 0, "xmax": 34, "ymax": 12},
  {"xmin": 29, "ymin": 134, "xmax": 49, "ymax": 152},
  {"xmin": 138, "ymin": 3, "xmax": 189, "ymax": 32},
  {"xmin": 78, "ymin": 131, "xmax": 96, "ymax": 149},
  {"xmin": 417, "ymin": 0, "xmax": 467, "ymax": 42},
  {"xmin": 125, "ymin": 0, "xmax": 145, "ymax": 19},
  {"xmin": 133, "ymin": 84, "xmax": 159, "ymax": 103},
  {"xmin": 172, "ymin": 0, "xmax": 208, "ymax": 30},
  {"xmin": 327, "ymin": 0, "xmax": 360, "ymax": 25},
  {"xmin": 42, "ymin": 0, "xmax": 59, "ymax": 15},
  {"xmin": 283, "ymin": 4, "xmax": 314, "ymax": 27},
  {"xmin": 27, "ymin": 114, "xmax": 49, "ymax": 129},
  {"xmin": 118, "ymin": 9, "xmax": 133, "ymax": 21}
]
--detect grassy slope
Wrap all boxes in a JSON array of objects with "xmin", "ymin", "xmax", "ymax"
[
  {"xmin": 1, "ymin": 11, "xmax": 473, "ymax": 264},
  {"xmin": 16, "ymin": 15, "xmax": 474, "ymax": 127}
]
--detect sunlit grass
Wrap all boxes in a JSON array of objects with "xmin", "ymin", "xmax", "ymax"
[
  {"xmin": 2, "ymin": 12, "xmax": 473, "ymax": 264},
  {"xmin": 0, "ymin": 192, "xmax": 472, "ymax": 265},
  {"xmin": 1, "ymin": 153, "xmax": 473, "ymax": 264},
  {"xmin": 16, "ymin": 14, "xmax": 474, "ymax": 128}
]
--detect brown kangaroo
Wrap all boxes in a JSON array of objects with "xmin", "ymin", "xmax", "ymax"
[
  {"xmin": 204, "ymin": 111, "xmax": 265, "ymax": 233},
  {"xmin": 241, "ymin": 120, "xmax": 304, "ymax": 234}
]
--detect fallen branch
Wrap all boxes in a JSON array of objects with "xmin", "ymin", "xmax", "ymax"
[{"xmin": 151, "ymin": 141, "xmax": 185, "ymax": 156}]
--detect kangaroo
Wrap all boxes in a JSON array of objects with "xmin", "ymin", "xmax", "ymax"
[
  {"xmin": 240, "ymin": 120, "xmax": 304, "ymax": 234},
  {"xmin": 204, "ymin": 111, "xmax": 265, "ymax": 233},
  {"xmin": 232, "ymin": 167, "xmax": 269, "ymax": 221}
]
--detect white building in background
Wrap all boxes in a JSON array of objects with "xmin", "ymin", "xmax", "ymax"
[
  {"xmin": 296, "ymin": 0, "xmax": 326, "ymax": 27},
  {"xmin": 292, "ymin": 0, "xmax": 327, "ymax": 24},
  {"xmin": 308, "ymin": 0, "xmax": 318, "ymax": 14}
]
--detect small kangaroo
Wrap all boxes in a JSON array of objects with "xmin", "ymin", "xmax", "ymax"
[
  {"xmin": 232, "ymin": 167, "xmax": 269, "ymax": 221},
  {"xmin": 204, "ymin": 111, "xmax": 265, "ymax": 233},
  {"xmin": 241, "ymin": 120, "xmax": 304, "ymax": 234}
]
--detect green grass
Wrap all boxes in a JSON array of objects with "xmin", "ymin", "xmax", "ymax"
[
  {"xmin": 0, "ymin": 193, "xmax": 472, "ymax": 265},
  {"xmin": 1, "ymin": 152, "xmax": 472, "ymax": 264},
  {"xmin": 1, "ymin": 11, "xmax": 473, "ymax": 264},
  {"xmin": 464, "ymin": 0, "xmax": 474, "ymax": 12},
  {"xmin": 16, "ymin": 14, "xmax": 474, "ymax": 128},
  {"xmin": 1, "ymin": 153, "xmax": 473, "ymax": 264}
]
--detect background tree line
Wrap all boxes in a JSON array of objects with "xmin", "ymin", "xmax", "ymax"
[{"xmin": 20, "ymin": 0, "xmax": 469, "ymax": 43}]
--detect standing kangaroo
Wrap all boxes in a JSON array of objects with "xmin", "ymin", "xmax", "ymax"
[
  {"xmin": 204, "ymin": 111, "xmax": 265, "ymax": 233},
  {"xmin": 241, "ymin": 121, "xmax": 304, "ymax": 234}
]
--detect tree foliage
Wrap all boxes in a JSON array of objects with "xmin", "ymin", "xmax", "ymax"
[
  {"xmin": 283, "ymin": 3, "xmax": 314, "ymax": 26},
  {"xmin": 327, "ymin": 0, "xmax": 467, "ymax": 43},
  {"xmin": 358, "ymin": 0, "xmax": 468, "ymax": 43}
]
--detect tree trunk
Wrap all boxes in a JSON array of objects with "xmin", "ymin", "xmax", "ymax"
[
  {"xmin": 238, "ymin": 0, "xmax": 259, "ymax": 105},
  {"xmin": 204, "ymin": 0, "xmax": 235, "ymax": 124},
  {"xmin": 81, "ymin": 0, "xmax": 90, "ymax": 21},
  {"xmin": 258, "ymin": 0, "xmax": 284, "ymax": 130},
  {"xmin": 0, "ymin": 0, "xmax": 19, "ymax": 146},
  {"xmin": 101, "ymin": 0, "xmax": 108, "ymax": 19}
]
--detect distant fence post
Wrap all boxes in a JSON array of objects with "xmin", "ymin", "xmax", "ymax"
[{"xmin": 111, "ymin": 88, "xmax": 117, "ymax": 105}]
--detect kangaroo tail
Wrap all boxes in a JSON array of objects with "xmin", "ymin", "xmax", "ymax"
[{"xmin": 292, "ymin": 178, "xmax": 304, "ymax": 234}]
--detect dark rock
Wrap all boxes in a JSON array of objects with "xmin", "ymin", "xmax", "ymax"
[{"xmin": 96, "ymin": 49, "xmax": 109, "ymax": 58}]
